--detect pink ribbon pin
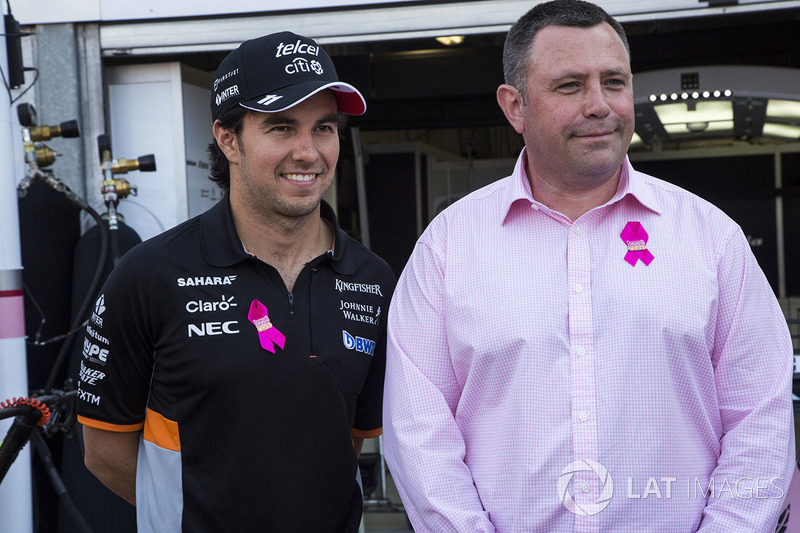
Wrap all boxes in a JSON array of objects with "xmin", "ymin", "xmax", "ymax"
[
  {"xmin": 620, "ymin": 221, "xmax": 654, "ymax": 267},
  {"xmin": 247, "ymin": 299, "xmax": 285, "ymax": 353}
]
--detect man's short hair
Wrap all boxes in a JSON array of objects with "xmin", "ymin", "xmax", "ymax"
[{"xmin": 503, "ymin": 0, "xmax": 630, "ymax": 102}]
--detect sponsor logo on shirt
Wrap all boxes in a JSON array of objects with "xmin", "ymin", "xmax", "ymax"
[
  {"xmin": 82, "ymin": 337, "xmax": 109, "ymax": 365},
  {"xmin": 86, "ymin": 324, "xmax": 109, "ymax": 345},
  {"xmin": 91, "ymin": 294, "xmax": 105, "ymax": 327},
  {"xmin": 342, "ymin": 330, "xmax": 375, "ymax": 356},
  {"xmin": 334, "ymin": 279, "xmax": 383, "ymax": 297},
  {"xmin": 177, "ymin": 275, "xmax": 237, "ymax": 287},
  {"xmin": 186, "ymin": 295, "xmax": 237, "ymax": 313},
  {"xmin": 79, "ymin": 360, "xmax": 106, "ymax": 386},
  {"xmin": 187, "ymin": 320, "xmax": 240, "ymax": 337},
  {"xmin": 339, "ymin": 300, "xmax": 381, "ymax": 325},
  {"xmin": 77, "ymin": 385, "xmax": 101, "ymax": 406}
]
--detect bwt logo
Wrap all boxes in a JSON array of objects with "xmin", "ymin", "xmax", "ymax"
[
  {"xmin": 342, "ymin": 330, "xmax": 375, "ymax": 356},
  {"xmin": 557, "ymin": 460, "xmax": 614, "ymax": 516}
]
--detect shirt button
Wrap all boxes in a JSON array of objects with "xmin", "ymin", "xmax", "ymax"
[
  {"xmin": 575, "ymin": 284, "xmax": 584, "ymax": 293},
  {"xmin": 573, "ymin": 226, "xmax": 582, "ymax": 234},
  {"xmin": 576, "ymin": 347, "xmax": 586, "ymax": 357},
  {"xmin": 579, "ymin": 412, "xmax": 588, "ymax": 422},
  {"xmin": 582, "ymin": 483, "xmax": 591, "ymax": 493}
]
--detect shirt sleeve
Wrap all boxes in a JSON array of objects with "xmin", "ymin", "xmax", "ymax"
[
  {"xmin": 352, "ymin": 322, "xmax": 388, "ymax": 438},
  {"xmin": 76, "ymin": 246, "xmax": 156, "ymax": 432},
  {"xmin": 352, "ymin": 262, "xmax": 396, "ymax": 438},
  {"xmin": 698, "ymin": 228, "xmax": 795, "ymax": 532},
  {"xmin": 383, "ymin": 235, "xmax": 497, "ymax": 533}
]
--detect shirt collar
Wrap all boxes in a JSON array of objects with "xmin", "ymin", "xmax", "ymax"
[
  {"xmin": 614, "ymin": 158, "xmax": 662, "ymax": 215},
  {"xmin": 501, "ymin": 148, "xmax": 537, "ymax": 224},
  {"xmin": 501, "ymin": 149, "xmax": 662, "ymax": 223},
  {"xmin": 200, "ymin": 194, "xmax": 353, "ymax": 274}
]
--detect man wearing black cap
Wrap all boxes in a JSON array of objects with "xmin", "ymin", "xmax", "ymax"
[{"xmin": 77, "ymin": 32, "xmax": 395, "ymax": 533}]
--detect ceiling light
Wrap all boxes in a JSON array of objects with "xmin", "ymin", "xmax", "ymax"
[
  {"xmin": 663, "ymin": 120, "xmax": 734, "ymax": 135},
  {"xmin": 762, "ymin": 123, "xmax": 800, "ymax": 139},
  {"xmin": 766, "ymin": 99, "xmax": 800, "ymax": 120},
  {"xmin": 435, "ymin": 35, "xmax": 464, "ymax": 46},
  {"xmin": 654, "ymin": 100, "xmax": 734, "ymax": 126}
]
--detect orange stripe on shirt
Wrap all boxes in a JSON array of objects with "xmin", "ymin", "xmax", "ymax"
[
  {"xmin": 352, "ymin": 427, "xmax": 382, "ymax": 439},
  {"xmin": 78, "ymin": 415, "xmax": 144, "ymax": 433},
  {"xmin": 143, "ymin": 408, "xmax": 181, "ymax": 452}
]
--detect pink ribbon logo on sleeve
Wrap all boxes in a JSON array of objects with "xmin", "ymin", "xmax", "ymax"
[
  {"xmin": 247, "ymin": 299, "xmax": 285, "ymax": 353},
  {"xmin": 620, "ymin": 221, "xmax": 654, "ymax": 267}
]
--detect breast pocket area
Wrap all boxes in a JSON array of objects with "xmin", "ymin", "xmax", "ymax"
[{"xmin": 313, "ymin": 330, "xmax": 377, "ymax": 394}]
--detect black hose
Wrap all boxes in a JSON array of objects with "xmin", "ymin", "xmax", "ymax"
[
  {"xmin": 110, "ymin": 222, "xmax": 121, "ymax": 267},
  {"xmin": 31, "ymin": 433, "xmax": 94, "ymax": 533},
  {"xmin": 0, "ymin": 406, "xmax": 33, "ymax": 421},
  {"xmin": 43, "ymin": 202, "xmax": 109, "ymax": 393},
  {"xmin": 0, "ymin": 407, "xmax": 42, "ymax": 483}
]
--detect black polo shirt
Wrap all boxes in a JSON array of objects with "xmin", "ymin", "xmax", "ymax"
[{"xmin": 77, "ymin": 195, "xmax": 395, "ymax": 532}]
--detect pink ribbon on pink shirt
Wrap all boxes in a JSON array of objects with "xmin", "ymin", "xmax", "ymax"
[
  {"xmin": 247, "ymin": 299, "xmax": 286, "ymax": 353},
  {"xmin": 620, "ymin": 221, "xmax": 654, "ymax": 267}
]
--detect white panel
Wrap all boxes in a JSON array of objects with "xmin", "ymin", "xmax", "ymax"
[
  {"xmin": 182, "ymin": 81, "xmax": 218, "ymax": 218},
  {"xmin": 12, "ymin": 0, "xmax": 426, "ymax": 24},
  {"xmin": 95, "ymin": 0, "xmax": 800, "ymax": 56},
  {"xmin": 108, "ymin": 64, "xmax": 186, "ymax": 241},
  {"xmin": 100, "ymin": 0, "xmax": 428, "ymax": 21},
  {"xmin": 11, "ymin": 0, "xmax": 99, "ymax": 24},
  {"xmin": 633, "ymin": 65, "xmax": 800, "ymax": 103},
  {"xmin": 0, "ymin": 338, "xmax": 33, "ymax": 533},
  {"xmin": 14, "ymin": 0, "xmax": 800, "ymax": 29}
]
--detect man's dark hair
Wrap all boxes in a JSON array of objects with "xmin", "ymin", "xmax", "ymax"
[
  {"xmin": 207, "ymin": 105, "xmax": 248, "ymax": 191},
  {"xmin": 503, "ymin": 0, "xmax": 630, "ymax": 102}
]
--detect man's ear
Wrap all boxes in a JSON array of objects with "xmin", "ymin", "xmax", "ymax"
[
  {"xmin": 496, "ymin": 84, "xmax": 525, "ymax": 134},
  {"xmin": 213, "ymin": 120, "xmax": 241, "ymax": 164}
]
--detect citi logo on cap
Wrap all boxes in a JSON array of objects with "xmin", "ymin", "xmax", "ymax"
[
  {"xmin": 275, "ymin": 39, "xmax": 320, "ymax": 58},
  {"xmin": 285, "ymin": 58, "xmax": 324, "ymax": 76}
]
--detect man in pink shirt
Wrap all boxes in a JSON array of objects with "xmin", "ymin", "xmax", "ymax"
[{"xmin": 383, "ymin": 1, "xmax": 795, "ymax": 531}]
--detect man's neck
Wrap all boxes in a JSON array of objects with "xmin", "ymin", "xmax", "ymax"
[
  {"xmin": 526, "ymin": 163, "xmax": 622, "ymax": 222},
  {"xmin": 233, "ymin": 207, "xmax": 334, "ymax": 291}
]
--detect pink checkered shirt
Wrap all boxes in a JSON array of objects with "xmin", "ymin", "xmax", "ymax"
[{"xmin": 383, "ymin": 149, "xmax": 795, "ymax": 533}]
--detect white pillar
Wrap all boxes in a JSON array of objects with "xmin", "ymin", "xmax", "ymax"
[{"xmin": 0, "ymin": 11, "xmax": 34, "ymax": 533}]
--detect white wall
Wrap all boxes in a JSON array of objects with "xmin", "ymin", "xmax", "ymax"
[{"xmin": 10, "ymin": 0, "xmax": 428, "ymax": 24}]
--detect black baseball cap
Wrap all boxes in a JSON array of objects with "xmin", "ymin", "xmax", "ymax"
[{"xmin": 210, "ymin": 31, "xmax": 366, "ymax": 120}]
